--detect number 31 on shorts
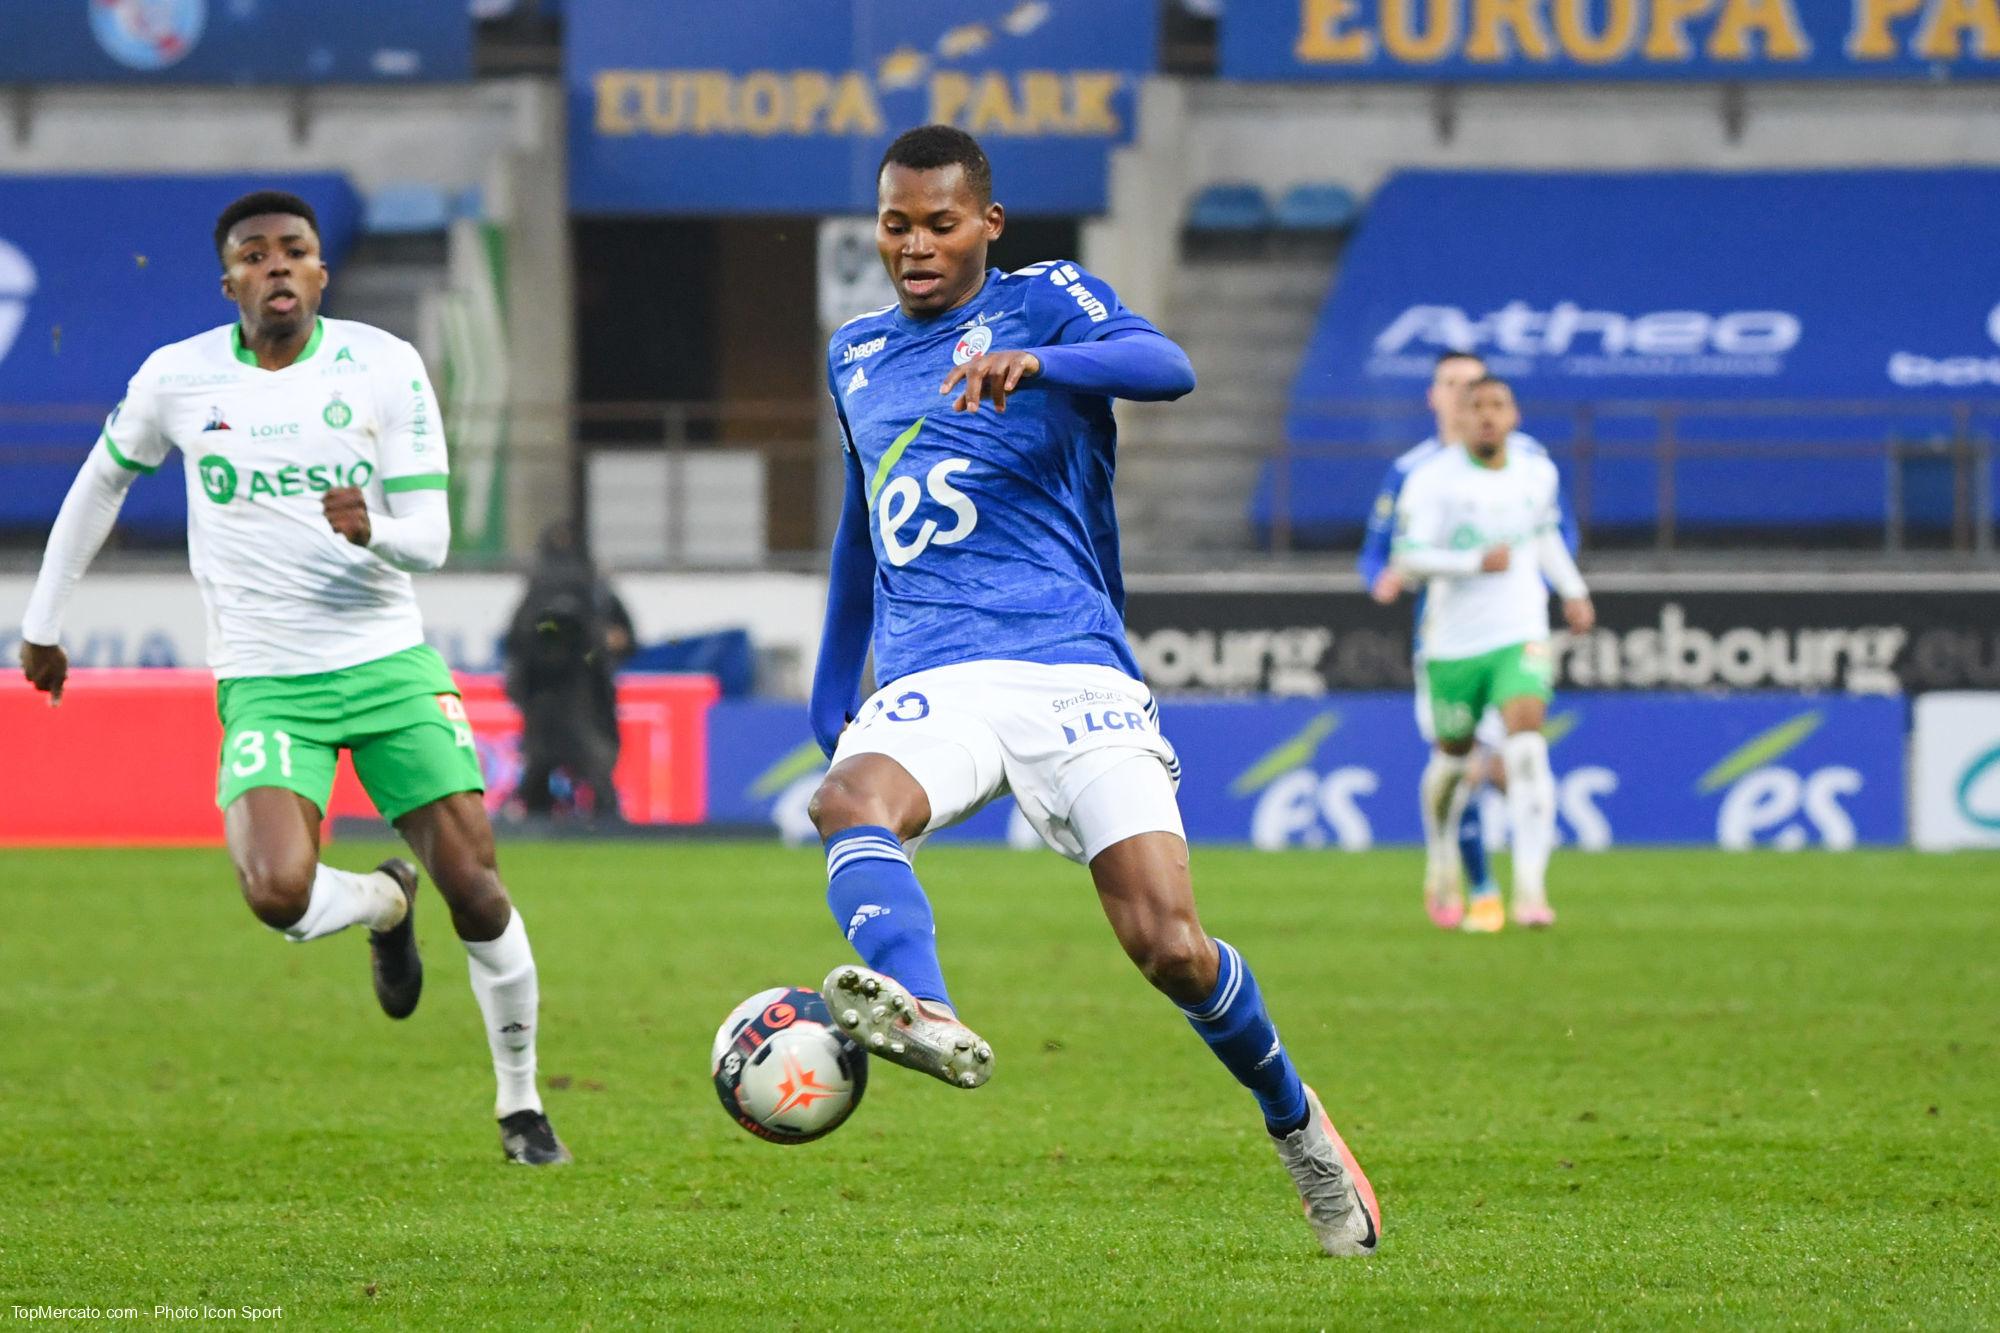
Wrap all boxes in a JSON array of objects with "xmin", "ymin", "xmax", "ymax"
[{"xmin": 230, "ymin": 729, "xmax": 295, "ymax": 778}]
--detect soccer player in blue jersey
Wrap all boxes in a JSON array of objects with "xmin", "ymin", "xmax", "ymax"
[
  {"xmin": 806, "ymin": 126, "xmax": 1379, "ymax": 1257},
  {"xmin": 1359, "ymin": 351, "xmax": 1574, "ymax": 933}
]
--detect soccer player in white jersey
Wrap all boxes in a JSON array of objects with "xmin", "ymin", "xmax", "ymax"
[
  {"xmin": 1360, "ymin": 349, "xmax": 1544, "ymax": 931},
  {"xmin": 1393, "ymin": 375, "xmax": 1594, "ymax": 928},
  {"xmin": 17, "ymin": 191, "xmax": 568, "ymax": 1164}
]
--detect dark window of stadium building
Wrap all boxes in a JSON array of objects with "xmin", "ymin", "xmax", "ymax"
[{"xmin": 570, "ymin": 214, "xmax": 1079, "ymax": 553}]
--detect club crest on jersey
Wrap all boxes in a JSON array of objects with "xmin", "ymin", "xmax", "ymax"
[
  {"xmin": 322, "ymin": 393, "xmax": 352, "ymax": 429},
  {"xmin": 203, "ymin": 406, "xmax": 231, "ymax": 432},
  {"xmin": 952, "ymin": 325, "xmax": 993, "ymax": 365}
]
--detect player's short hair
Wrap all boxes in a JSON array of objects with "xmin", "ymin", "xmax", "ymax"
[
  {"xmin": 1468, "ymin": 373, "xmax": 1513, "ymax": 394},
  {"xmin": 1434, "ymin": 350, "xmax": 1485, "ymax": 372},
  {"xmin": 879, "ymin": 125, "xmax": 993, "ymax": 205},
  {"xmin": 213, "ymin": 191, "xmax": 320, "ymax": 264}
]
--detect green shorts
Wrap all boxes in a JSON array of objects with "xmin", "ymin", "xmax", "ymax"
[
  {"xmin": 215, "ymin": 644, "xmax": 485, "ymax": 821},
  {"xmin": 1424, "ymin": 640, "xmax": 1555, "ymax": 743}
]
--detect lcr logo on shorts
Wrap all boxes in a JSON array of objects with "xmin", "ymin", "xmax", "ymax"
[{"xmin": 1059, "ymin": 708, "xmax": 1152, "ymax": 744}]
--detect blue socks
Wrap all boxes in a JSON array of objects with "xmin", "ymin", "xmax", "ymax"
[
  {"xmin": 824, "ymin": 826, "xmax": 952, "ymax": 1008},
  {"xmin": 1180, "ymin": 939, "xmax": 1308, "ymax": 1136},
  {"xmin": 825, "ymin": 831, "xmax": 1306, "ymax": 1137},
  {"xmin": 1459, "ymin": 796, "xmax": 1497, "ymax": 897}
]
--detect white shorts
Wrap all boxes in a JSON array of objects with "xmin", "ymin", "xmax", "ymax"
[
  {"xmin": 1413, "ymin": 659, "xmax": 1507, "ymax": 749},
  {"xmin": 832, "ymin": 660, "xmax": 1184, "ymax": 865}
]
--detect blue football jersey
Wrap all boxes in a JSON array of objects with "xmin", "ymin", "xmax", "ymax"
[{"xmin": 827, "ymin": 262, "xmax": 1161, "ymax": 686}]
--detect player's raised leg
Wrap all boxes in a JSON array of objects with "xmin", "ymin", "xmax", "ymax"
[
  {"xmin": 1080, "ymin": 759, "xmax": 1378, "ymax": 1256},
  {"xmin": 222, "ymin": 760, "xmax": 423, "ymax": 1016},
  {"xmin": 396, "ymin": 792, "xmax": 568, "ymax": 1164},
  {"xmin": 1499, "ymin": 689, "xmax": 1559, "ymax": 928},
  {"xmin": 810, "ymin": 752, "xmax": 993, "ymax": 1088}
]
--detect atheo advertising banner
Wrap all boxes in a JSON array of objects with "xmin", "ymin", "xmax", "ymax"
[
  {"xmin": 1280, "ymin": 170, "xmax": 2000, "ymax": 533},
  {"xmin": 1222, "ymin": 0, "xmax": 2000, "ymax": 81},
  {"xmin": 1912, "ymin": 693, "xmax": 2000, "ymax": 849},
  {"xmin": 1121, "ymin": 584, "xmax": 2000, "ymax": 696},
  {"xmin": 567, "ymin": 0, "xmax": 1157, "ymax": 214},
  {"xmin": 706, "ymin": 693, "xmax": 1907, "ymax": 849}
]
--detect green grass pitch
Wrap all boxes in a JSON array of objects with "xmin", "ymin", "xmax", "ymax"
[{"xmin": 1, "ymin": 844, "xmax": 1995, "ymax": 1330}]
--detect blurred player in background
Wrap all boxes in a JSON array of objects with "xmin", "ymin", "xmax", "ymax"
[
  {"xmin": 806, "ymin": 126, "xmax": 1379, "ymax": 1257},
  {"xmin": 1360, "ymin": 351, "xmax": 1575, "ymax": 932},
  {"xmin": 1393, "ymin": 376, "xmax": 1593, "ymax": 929},
  {"xmin": 17, "ymin": 191, "xmax": 568, "ymax": 1165}
]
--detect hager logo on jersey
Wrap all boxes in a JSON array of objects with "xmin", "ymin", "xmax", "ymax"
[{"xmin": 842, "ymin": 335, "xmax": 887, "ymax": 364}]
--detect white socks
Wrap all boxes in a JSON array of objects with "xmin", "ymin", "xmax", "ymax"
[
  {"xmin": 1420, "ymin": 751, "xmax": 1470, "ymax": 881},
  {"xmin": 281, "ymin": 865, "xmax": 407, "ymax": 942},
  {"xmin": 1503, "ymin": 731, "xmax": 1557, "ymax": 906},
  {"xmin": 464, "ymin": 909, "xmax": 543, "ymax": 1118}
]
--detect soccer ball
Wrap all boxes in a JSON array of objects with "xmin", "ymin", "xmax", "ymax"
[{"xmin": 710, "ymin": 986, "xmax": 868, "ymax": 1144}]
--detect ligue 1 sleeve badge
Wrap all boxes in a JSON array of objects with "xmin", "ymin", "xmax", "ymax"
[{"xmin": 952, "ymin": 325, "xmax": 993, "ymax": 365}]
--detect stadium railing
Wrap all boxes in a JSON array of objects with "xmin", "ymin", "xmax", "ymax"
[{"xmin": 3, "ymin": 396, "xmax": 1997, "ymax": 568}]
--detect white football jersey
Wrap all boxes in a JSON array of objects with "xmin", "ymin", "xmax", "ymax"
[
  {"xmin": 100, "ymin": 318, "xmax": 447, "ymax": 678},
  {"xmin": 1394, "ymin": 445, "xmax": 1575, "ymax": 661}
]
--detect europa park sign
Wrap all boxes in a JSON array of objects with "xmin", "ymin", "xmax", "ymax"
[{"xmin": 567, "ymin": 0, "xmax": 1158, "ymax": 215}]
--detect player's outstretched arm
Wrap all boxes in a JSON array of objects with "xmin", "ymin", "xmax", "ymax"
[
  {"xmin": 1023, "ymin": 329, "xmax": 1196, "ymax": 403},
  {"xmin": 809, "ymin": 449, "xmax": 875, "ymax": 758},
  {"xmin": 324, "ymin": 486, "xmax": 451, "ymax": 571},
  {"xmin": 19, "ymin": 446, "xmax": 142, "ymax": 704}
]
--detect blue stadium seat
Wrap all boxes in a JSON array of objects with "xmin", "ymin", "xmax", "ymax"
[
  {"xmin": 363, "ymin": 183, "xmax": 451, "ymax": 236},
  {"xmin": 453, "ymin": 184, "xmax": 486, "ymax": 221},
  {"xmin": 1274, "ymin": 182, "xmax": 1360, "ymax": 235},
  {"xmin": 1185, "ymin": 182, "xmax": 1272, "ymax": 233}
]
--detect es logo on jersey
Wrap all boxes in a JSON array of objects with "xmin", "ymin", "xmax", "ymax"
[{"xmin": 952, "ymin": 325, "xmax": 993, "ymax": 365}]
